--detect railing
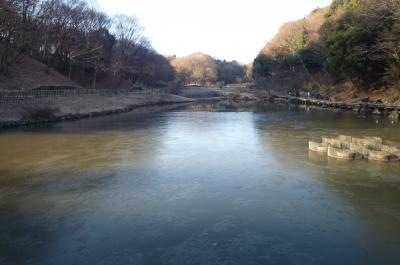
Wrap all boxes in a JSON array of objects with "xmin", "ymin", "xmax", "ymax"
[{"xmin": 0, "ymin": 86, "xmax": 164, "ymax": 101}]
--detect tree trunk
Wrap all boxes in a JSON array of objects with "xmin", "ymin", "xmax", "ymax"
[
  {"xmin": 93, "ymin": 60, "xmax": 97, "ymax": 89},
  {"xmin": 1, "ymin": 44, "xmax": 10, "ymax": 76},
  {"xmin": 68, "ymin": 61, "xmax": 72, "ymax": 79}
]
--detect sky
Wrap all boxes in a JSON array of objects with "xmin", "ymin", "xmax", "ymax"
[{"xmin": 90, "ymin": 0, "xmax": 332, "ymax": 63}]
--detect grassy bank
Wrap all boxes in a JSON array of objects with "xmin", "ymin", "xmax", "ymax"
[{"xmin": 0, "ymin": 93, "xmax": 193, "ymax": 128}]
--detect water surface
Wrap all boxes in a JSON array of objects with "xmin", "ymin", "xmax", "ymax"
[{"xmin": 1, "ymin": 103, "xmax": 400, "ymax": 265}]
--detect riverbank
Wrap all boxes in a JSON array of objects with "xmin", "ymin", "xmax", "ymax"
[
  {"xmin": 176, "ymin": 86, "xmax": 226, "ymax": 98},
  {"xmin": 0, "ymin": 93, "xmax": 194, "ymax": 128},
  {"xmin": 272, "ymin": 95, "xmax": 400, "ymax": 119}
]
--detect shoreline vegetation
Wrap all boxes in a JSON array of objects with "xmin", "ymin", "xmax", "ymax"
[
  {"xmin": 1, "ymin": 0, "xmax": 400, "ymax": 129},
  {"xmin": 271, "ymin": 94, "xmax": 400, "ymax": 118},
  {"xmin": 0, "ymin": 83, "xmax": 268, "ymax": 129},
  {"xmin": 2, "ymin": 89, "xmax": 399, "ymax": 130},
  {"xmin": 253, "ymin": 0, "xmax": 400, "ymax": 105},
  {"xmin": 0, "ymin": 0, "xmax": 248, "ymax": 129},
  {"xmin": 0, "ymin": 84, "xmax": 263, "ymax": 129}
]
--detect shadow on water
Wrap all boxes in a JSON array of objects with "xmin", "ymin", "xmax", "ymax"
[
  {"xmin": 0, "ymin": 103, "xmax": 190, "ymax": 135},
  {"xmin": 0, "ymin": 111, "xmax": 174, "ymax": 264}
]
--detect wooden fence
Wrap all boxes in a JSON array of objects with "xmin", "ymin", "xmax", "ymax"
[{"xmin": 0, "ymin": 86, "xmax": 164, "ymax": 101}]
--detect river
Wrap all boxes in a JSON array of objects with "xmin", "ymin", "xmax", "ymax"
[{"xmin": 1, "ymin": 102, "xmax": 400, "ymax": 265}]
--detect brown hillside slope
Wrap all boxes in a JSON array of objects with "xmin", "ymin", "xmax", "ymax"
[
  {"xmin": 171, "ymin": 52, "xmax": 218, "ymax": 85},
  {"xmin": 260, "ymin": 7, "xmax": 327, "ymax": 57},
  {"xmin": 0, "ymin": 56, "xmax": 81, "ymax": 90}
]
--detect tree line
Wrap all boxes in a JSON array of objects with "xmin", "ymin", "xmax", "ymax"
[
  {"xmin": 170, "ymin": 52, "xmax": 248, "ymax": 87},
  {"xmin": 253, "ymin": 0, "xmax": 400, "ymax": 94},
  {"xmin": 0, "ymin": 0, "xmax": 175, "ymax": 88}
]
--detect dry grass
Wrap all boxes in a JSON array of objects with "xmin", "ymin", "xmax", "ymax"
[
  {"xmin": 325, "ymin": 83, "xmax": 400, "ymax": 105},
  {"xmin": 0, "ymin": 55, "xmax": 80, "ymax": 90},
  {"xmin": 0, "ymin": 93, "xmax": 193, "ymax": 123}
]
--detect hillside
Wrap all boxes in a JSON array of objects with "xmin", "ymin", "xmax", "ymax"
[
  {"xmin": 170, "ymin": 53, "xmax": 248, "ymax": 86},
  {"xmin": 260, "ymin": 7, "xmax": 327, "ymax": 57},
  {"xmin": 0, "ymin": 56, "xmax": 80, "ymax": 90},
  {"xmin": 0, "ymin": 1, "xmax": 175, "ymax": 91},
  {"xmin": 253, "ymin": 0, "xmax": 400, "ymax": 104},
  {"xmin": 171, "ymin": 53, "xmax": 218, "ymax": 85}
]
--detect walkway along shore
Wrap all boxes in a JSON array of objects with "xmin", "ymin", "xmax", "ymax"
[
  {"xmin": 272, "ymin": 94, "xmax": 400, "ymax": 114},
  {"xmin": 0, "ymin": 89, "xmax": 195, "ymax": 128}
]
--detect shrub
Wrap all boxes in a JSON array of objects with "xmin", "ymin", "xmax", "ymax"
[{"xmin": 21, "ymin": 106, "xmax": 60, "ymax": 121}]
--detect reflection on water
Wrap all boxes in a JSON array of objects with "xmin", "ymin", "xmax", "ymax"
[{"xmin": 0, "ymin": 102, "xmax": 400, "ymax": 265}]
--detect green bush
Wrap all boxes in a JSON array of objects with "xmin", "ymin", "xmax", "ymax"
[
  {"xmin": 253, "ymin": 0, "xmax": 400, "ymax": 92},
  {"xmin": 320, "ymin": 0, "xmax": 400, "ymax": 88}
]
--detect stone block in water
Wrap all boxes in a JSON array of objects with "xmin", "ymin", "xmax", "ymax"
[
  {"xmin": 309, "ymin": 141, "xmax": 328, "ymax": 153},
  {"xmin": 322, "ymin": 137, "xmax": 344, "ymax": 149},
  {"xmin": 364, "ymin": 136, "xmax": 383, "ymax": 144},
  {"xmin": 368, "ymin": 150, "xmax": 399, "ymax": 162},
  {"xmin": 328, "ymin": 147, "xmax": 361, "ymax": 160},
  {"xmin": 350, "ymin": 143, "xmax": 370, "ymax": 158}
]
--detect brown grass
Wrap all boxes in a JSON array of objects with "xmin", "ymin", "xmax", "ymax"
[{"xmin": 0, "ymin": 55, "xmax": 80, "ymax": 90}]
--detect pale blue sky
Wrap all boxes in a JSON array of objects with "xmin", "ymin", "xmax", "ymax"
[{"xmin": 90, "ymin": 0, "xmax": 332, "ymax": 63}]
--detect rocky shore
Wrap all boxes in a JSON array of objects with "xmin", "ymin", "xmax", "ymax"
[{"xmin": 272, "ymin": 95, "xmax": 400, "ymax": 121}]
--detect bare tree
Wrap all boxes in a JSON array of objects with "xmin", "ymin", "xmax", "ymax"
[
  {"xmin": 0, "ymin": 0, "xmax": 175, "ymax": 88},
  {"xmin": 0, "ymin": 0, "xmax": 41, "ymax": 74},
  {"xmin": 110, "ymin": 14, "xmax": 151, "ymax": 87}
]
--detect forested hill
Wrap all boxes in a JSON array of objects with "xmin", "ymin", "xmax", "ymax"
[
  {"xmin": 0, "ymin": 1, "xmax": 249, "ymax": 91},
  {"xmin": 253, "ymin": 0, "xmax": 400, "ymax": 104},
  {"xmin": 170, "ymin": 52, "xmax": 249, "ymax": 86},
  {"xmin": 0, "ymin": 0, "xmax": 175, "ymax": 90}
]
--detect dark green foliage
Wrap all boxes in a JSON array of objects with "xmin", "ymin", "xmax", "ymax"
[
  {"xmin": 298, "ymin": 44, "xmax": 326, "ymax": 73},
  {"xmin": 330, "ymin": 0, "xmax": 362, "ymax": 13},
  {"xmin": 253, "ymin": 45, "xmax": 324, "ymax": 83},
  {"xmin": 293, "ymin": 30, "xmax": 308, "ymax": 54},
  {"xmin": 382, "ymin": 12, "xmax": 400, "ymax": 86},
  {"xmin": 254, "ymin": 0, "xmax": 400, "ymax": 91},
  {"xmin": 253, "ymin": 55, "xmax": 274, "ymax": 79},
  {"xmin": 323, "ymin": 21, "xmax": 383, "ymax": 85},
  {"xmin": 215, "ymin": 60, "xmax": 246, "ymax": 84},
  {"xmin": 321, "ymin": 0, "xmax": 399, "ymax": 88},
  {"xmin": 253, "ymin": 55, "xmax": 269, "ymax": 80}
]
